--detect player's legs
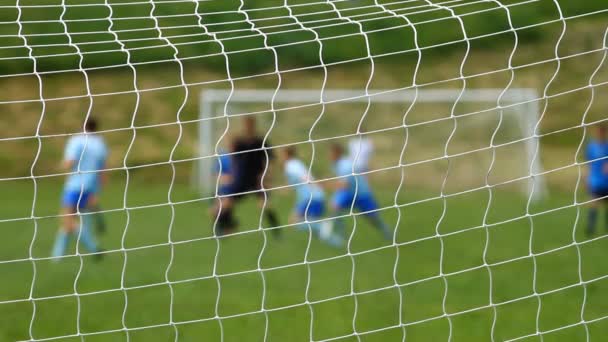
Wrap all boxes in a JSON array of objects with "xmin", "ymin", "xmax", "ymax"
[
  {"xmin": 587, "ymin": 187, "xmax": 608, "ymax": 236},
  {"xmin": 215, "ymin": 196, "xmax": 238, "ymax": 236},
  {"xmin": 595, "ymin": 188, "xmax": 608, "ymax": 232},
  {"xmin": 211, "ymin": 182, "xmax": 234, "ymax": 213},
  {"xmin": 355, "ymin": 193, "xmax": 392, "ymax": 240},
  {"xmin": 331, "ymin": 190, "xmax": 354, "ymax": 239},
  {"xmin": 587, "ymin": 200, "xmax": 599, "ymax": 236},
  {"xmin": 213, "ymin": 182, "xmax": 239, "ymax": 236},
  {"xmin": 78, "ymin": 213, "xmax": 99, "ymax": 254},
  {"xmin": 256, "ymin": 189, "xmax": 281, "ymax": 239},
  {"xmin": 53, "ymin": 190, "xmax": 97, "ymax": 259},
  {"xmin": 87, "ymin": 194, "xmax": 107, "ymax": 235},
  {"xmin": 603, "ymin": 198, "xmax": 608, "ymax": 232},
  {"xmin": 52, "ymin": 206, "xmax": 76, "ymax": 259},
  {"xmin": 296, "ymin": 199, "xmax": 343, "ymax": 248}
]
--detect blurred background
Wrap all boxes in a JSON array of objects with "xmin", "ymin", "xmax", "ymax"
[{"xmin": 1, "ymin": 0, "xmax": 608, "ymax": 341}]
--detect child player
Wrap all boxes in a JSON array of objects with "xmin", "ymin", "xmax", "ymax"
[
  {"xmin": 585, "ymin": 123, "xmax": 608, "ymax": 236},
  {"xmin": 329, "ymin": 143, "xmax": 392, "ymax": 240},
  {"xmin": 280, "ymin": 146, "xmax": 342, "ymax": 247},
  {"xmin": 52, "ymin": 118, "xmax": 106, "ymax": 260}
]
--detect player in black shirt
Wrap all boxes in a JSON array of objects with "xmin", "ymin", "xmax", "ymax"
[{"xmin": 215, "ymin": 116, "xmax": 280, "ymax": 237}]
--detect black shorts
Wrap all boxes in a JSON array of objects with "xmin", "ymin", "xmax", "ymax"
[
  {"xmin": 590, "ymin": 187, "xmax": 608, "ymax": 199},
  {"xmin": 223, "ymin": 182, "xmax": 268, "ymax": 201}
]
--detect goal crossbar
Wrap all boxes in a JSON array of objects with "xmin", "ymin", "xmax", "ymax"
[{"xmin": 200, "ymin": 88, "xmax": 539, "ymax": 104}]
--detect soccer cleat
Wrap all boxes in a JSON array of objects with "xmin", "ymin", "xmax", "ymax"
[
  {"xmin": 95, "ymin": 213, "xmax": 107, "ymax": 235},
  {"xmin": 382, "ymin": 228, "xmax": 393, "ymax": 241},
  {"xmin": 215, "ymin": 209, "xmax": 239, "ymax": 237},
  {"xmin": 271, "ymin": 227, "xmax": 282, "ymax": 240},
  {"xmin": 319, "ymin": 221, "xmax": 333, "ymax": 241},
  {"xmin": 93, "ymin": 248, "xmax": 106, "ymax": 262},
  {"xmin": 215, "ymin": 218, "xmax": 238, "ymax": 237},
  {"xmin": 324, "ymin": 234, "xmax": 344, "ymax": 248},
  {"xmin": 88, "ymin": 205, "xmax": 107, "ymax": 235}
]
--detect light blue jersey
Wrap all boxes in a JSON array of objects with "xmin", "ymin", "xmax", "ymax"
[
  {"xmin": 63, "ymin": 134, "xmax": 107, "ymax": 193},
  {"xmin": 334, "ymin": 157, "xmax": 371, "ymax": 195},
  {"xmin": 285, "ymin": 158, "xmax": 324, "ymax": 204},
  {"xmin": 331, "ymin": 156, "xmax": 389, "ymax": 240}
]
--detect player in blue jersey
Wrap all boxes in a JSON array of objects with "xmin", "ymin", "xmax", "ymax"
[
  {"xmin": 280, "ymin": 146, "xmax": 343, "ymax": 247},
  {"xmin": 216, "ymin": 148, "xmax": 234, "ymax": 196},
  {"xmin": 586, "ymin": 124, "xmax": 608, "ymax": 236},
  {"xmin": 209, "ymin": 147, "xmax": 238, "ymax": 234},
  {"xmin": 329, "ymin": 143, "xmax": 392, "ymax": 240},
  {"xmin": 52, "ymin": 118, "xmax": 107, "ymax": 260}
]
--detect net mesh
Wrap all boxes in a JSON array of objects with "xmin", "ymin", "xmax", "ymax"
[{"xmin": 1, "ymin": 0, "xmax": 608, "ymax": 341}]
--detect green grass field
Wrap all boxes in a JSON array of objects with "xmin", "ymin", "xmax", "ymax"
[
  {"xmin": 0, "ymin": 1, "xmax": 607, "ymax": 341},
  {"xmin": 1, "ymin": 179, "xmax": 608, "ymax": 342}
]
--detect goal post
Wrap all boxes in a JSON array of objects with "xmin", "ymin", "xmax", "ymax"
[{"xmin": 194, "ymin": 88, "xmax": 547, "ymax": 200}]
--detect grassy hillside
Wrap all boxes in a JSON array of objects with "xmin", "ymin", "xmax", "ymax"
[
  {"xmin": 0, "ymin": 0, "xmax": 605, "ymax": 74},
  {"xmin": 1, "ymin": 13, "xmax": 607, "ymax": 190}
]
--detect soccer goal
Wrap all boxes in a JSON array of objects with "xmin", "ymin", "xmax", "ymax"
[{"xmin": 194, "ymin": 88, "xmax": 547, "ymax": 200}]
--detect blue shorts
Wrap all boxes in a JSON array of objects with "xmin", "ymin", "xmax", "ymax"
[
  {"xmin": 62, "ymin": 190, "xmax": 91, "ymax": 210},
  {"xmin": 332, "ymin": 190, "xmax": 379, "ymax": 215},
  {"xmin": 218, "ymin": 184, "xmax": 233, "ymax": 196},
  {"xmin": 295, "ymin": 199, "xmax": 325, "ymax": 218},
  {"xmin": 590, "ymin": 186, "xmax": 608, "ymax": 199}
]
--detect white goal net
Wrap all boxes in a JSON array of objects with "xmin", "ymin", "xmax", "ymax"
[{"xmin": 1, "ymin": 0, "xmax": 608, "ymax": 342}]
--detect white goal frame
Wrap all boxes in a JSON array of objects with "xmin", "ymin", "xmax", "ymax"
[{"xmin": 194, "ymin": 88, "xmax": 546, "ymax": 200}]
